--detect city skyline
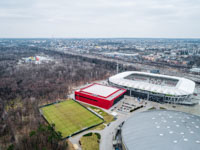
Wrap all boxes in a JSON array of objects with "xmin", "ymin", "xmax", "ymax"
[{"xmin": 0, "ymin": 0, "xmax": 200, "ymax": 38}]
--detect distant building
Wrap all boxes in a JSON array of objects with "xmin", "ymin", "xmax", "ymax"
[
  {"xmin": 190, "ymin": 68, "xmax": 200, "ymax": 74},
  {"xmin": 20, "ymin": 56, "xmax": 52, "ymax": 64},
  {"xmin": 24, "ymin": 56, "xmax": 39, "ymax": 62},
  {"xmin": 150, "ymin": 69, "xmax": 160, "ymax": 74}
]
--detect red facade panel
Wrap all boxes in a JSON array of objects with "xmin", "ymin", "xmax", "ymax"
[
  {"xmin": 74, "ymin": 84, "xmax": 127, "ymax": 109},
  {"xmin": 75, "ymin": 91, "xmax": 113, "ymax": 109}
]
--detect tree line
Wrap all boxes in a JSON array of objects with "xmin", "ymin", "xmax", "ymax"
[{"xmin": 0, "ymin": 46, "xmax": 136, "ymax": 149}]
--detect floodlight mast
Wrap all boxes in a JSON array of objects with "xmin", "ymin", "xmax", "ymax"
[{"xmin": 116, "ymin": 61, "xmax": 119, "ymax": 74}]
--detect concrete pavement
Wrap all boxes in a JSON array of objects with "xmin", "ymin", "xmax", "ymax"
[{"xmin": 69, "ymin": 102, "xmax": 154, "ymax": 150}]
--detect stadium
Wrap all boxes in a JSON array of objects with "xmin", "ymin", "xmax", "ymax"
[
  {"xmin": 120, "ymin": 110, "xmax": 200, "ymax": 150},
  {"xmin": 108, "ymin": 71, "xmax": 196, "ymax": 104}
]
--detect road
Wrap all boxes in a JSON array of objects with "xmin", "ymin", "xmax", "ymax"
[
  {"xmin": 69, "ymin": 102, "xmax": 154, "ymax": 150},
  {"xmin": 69, "ymin": 113, "xmax": 129, "ymax": 150},
  {"xmin": 100, "ymin": 113, "xmax": 130, "ymax": 150}
]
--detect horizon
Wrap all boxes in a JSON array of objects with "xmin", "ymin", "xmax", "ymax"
[
  {"xmin": 1, "ymin": 37, "xmax": 200, "ymax": 40},
  {"xmin": 1, "ymin": 0, "xmax": 200, "ymax": 38}
]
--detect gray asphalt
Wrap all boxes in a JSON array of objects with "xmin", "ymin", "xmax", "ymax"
[{"xmin": 69, "ymin": 103, "xmax": 153, "ymax": 150}]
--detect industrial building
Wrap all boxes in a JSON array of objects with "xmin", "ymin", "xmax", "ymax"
[
  {"xmin": 108, "ymin": 71, "xmax": 196, "ymax": 105},
  {"xmin": 121, "ymin": 110, "xmax": 200, "ymax": 150},
  {"xmin": 75, "ymin": 83, "xmax": 126, "ymax": 109}
]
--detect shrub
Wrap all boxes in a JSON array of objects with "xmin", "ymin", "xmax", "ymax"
[
  {"xmin": 94, "ymin": 133, "xmax": 101, "ymax": 140},
  {"xmin": 148, "ymin": 107, "xmax": 156, "ymax": 110},
  {"xmin": 160, "ymin": 107, "xmax": 166, "ymax": 110},
  {"xmin": 83, "ymin": 132, "xmax": 92, "ymax": 137},
  {"xmin": 7, "ymin": 144, "xmax": 14, "ymax": 150}
]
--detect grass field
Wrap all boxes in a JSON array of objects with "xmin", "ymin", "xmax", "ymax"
[
  {"xmin": 80, "ymin": 133, "xmax": 100, "ymax": 150},
  {"xmin": 40, "ymin": 100, "xmax": 103, "ymax": 138},
  {"xmin": 80, "ymin": 104, "xmax": 115, "ymax": 130}
]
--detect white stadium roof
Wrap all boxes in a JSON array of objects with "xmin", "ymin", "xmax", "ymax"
[{"xmin": 109, "ymin": 71, "xmax": 195, "ymax": 96}]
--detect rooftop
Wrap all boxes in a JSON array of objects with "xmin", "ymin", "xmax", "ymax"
[
  {"xmin": 81, "ymin": 83, "xmax": 119, "ymax": 98},
  {"xmin": 109, "ymin": 71, "xmax": 195, "ymax": 96},
  {"xmin": 122, "ymin": 110, "xmax": 200, "ymax": 150},
  {"xmin": 78, "ymin": 83, "xmax": 126, "ymax": 100}
]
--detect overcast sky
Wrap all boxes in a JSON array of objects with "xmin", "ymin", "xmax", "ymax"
[{"xmin": 0, "ymin": 0, "xmax": 200, "ymax": 38}]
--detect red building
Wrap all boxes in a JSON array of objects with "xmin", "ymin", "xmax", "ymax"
[{"xmin": 75, "ymin": 83, "xmax": 127, "ymax": 109}]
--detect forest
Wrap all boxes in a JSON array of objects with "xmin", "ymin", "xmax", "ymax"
[{"xmin": 0, "ymin": 46, "xmax": 136, "ymax": 150}]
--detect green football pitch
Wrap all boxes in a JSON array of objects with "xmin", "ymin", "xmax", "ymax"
[{"xmin": 40, "ymin": 100, "xmax": 103, "ymax": 138}]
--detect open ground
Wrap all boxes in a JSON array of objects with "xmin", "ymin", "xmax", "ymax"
[{"xmin": 40, "ymin": 100, "xmax": 104, "ymax": 138}]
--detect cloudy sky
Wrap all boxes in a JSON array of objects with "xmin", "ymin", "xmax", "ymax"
[{"xmin": 0, "ymin": 0, "xmax": 200, "ymax": 38}]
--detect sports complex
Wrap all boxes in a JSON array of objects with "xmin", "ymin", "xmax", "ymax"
[
  {"xmin": 108, "ymin": 71, "xmax": 196, "ymax": 105},
  {"xmin": 40, "ymin": 71, "xmax": 199, "ymax": 146},
  {"xmin": 39, "ymin": 100, "xmax": 104, "ymax": 138}
]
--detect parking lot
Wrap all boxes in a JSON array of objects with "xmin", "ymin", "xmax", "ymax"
[{"xmin": 110, "ymin": 95, "xmax": 146, "ymax": 113}]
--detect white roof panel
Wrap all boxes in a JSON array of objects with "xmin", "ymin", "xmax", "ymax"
[
  {"xmin": 82, "ymin": 84, "xmax": 118, "ymax": 97},
  {"xmin": 109, "ymin": 71, "xmax": 195, "ymax": 96}
]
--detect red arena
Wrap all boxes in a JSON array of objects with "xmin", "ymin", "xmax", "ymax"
[{"xmin": 75, "ymin": 83, "xmax": 127, "ymax": 109}]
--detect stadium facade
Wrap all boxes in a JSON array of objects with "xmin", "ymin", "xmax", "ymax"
[
  {"xmin": 108, "ymin": 71, "xmax": 196, "ymax": 104},
  {"xmin": 121, "ymin": 110, "xmax": 200, "ymax": 150},
  {"xmin": 75, "ymin": 83, "xmax": 126, "ymax": 109}
]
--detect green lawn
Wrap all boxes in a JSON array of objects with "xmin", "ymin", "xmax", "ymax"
[
  {"xmin": 40, "ymin": 100, "xmax": 103, "ymax": 138},
  {"xmin": 80, "ymin": 103, "xmax": 115, "ymax": 130},
  {"xmin": 80, "ymin": 133, "xmax": 100, "ymax": 150}
]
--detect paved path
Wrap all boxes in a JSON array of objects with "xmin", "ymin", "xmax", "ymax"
[
  {"xmin": 69, "ymin": 115, "xmax": 129, "ymax": 150},
  {"xmin": 69, "ymin": 130, "xmax": 102, "ymax": 150},
  {"xmin": 69, "ymin": 103, "xmax": 153, "ymax": 150},
  {"xmin": 100, "ymin": 113, "xmax": 130, "ymax": 150},
  {"xmin": 100, "ymin": 104, "xmax": 155, "ymax": 150}
]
